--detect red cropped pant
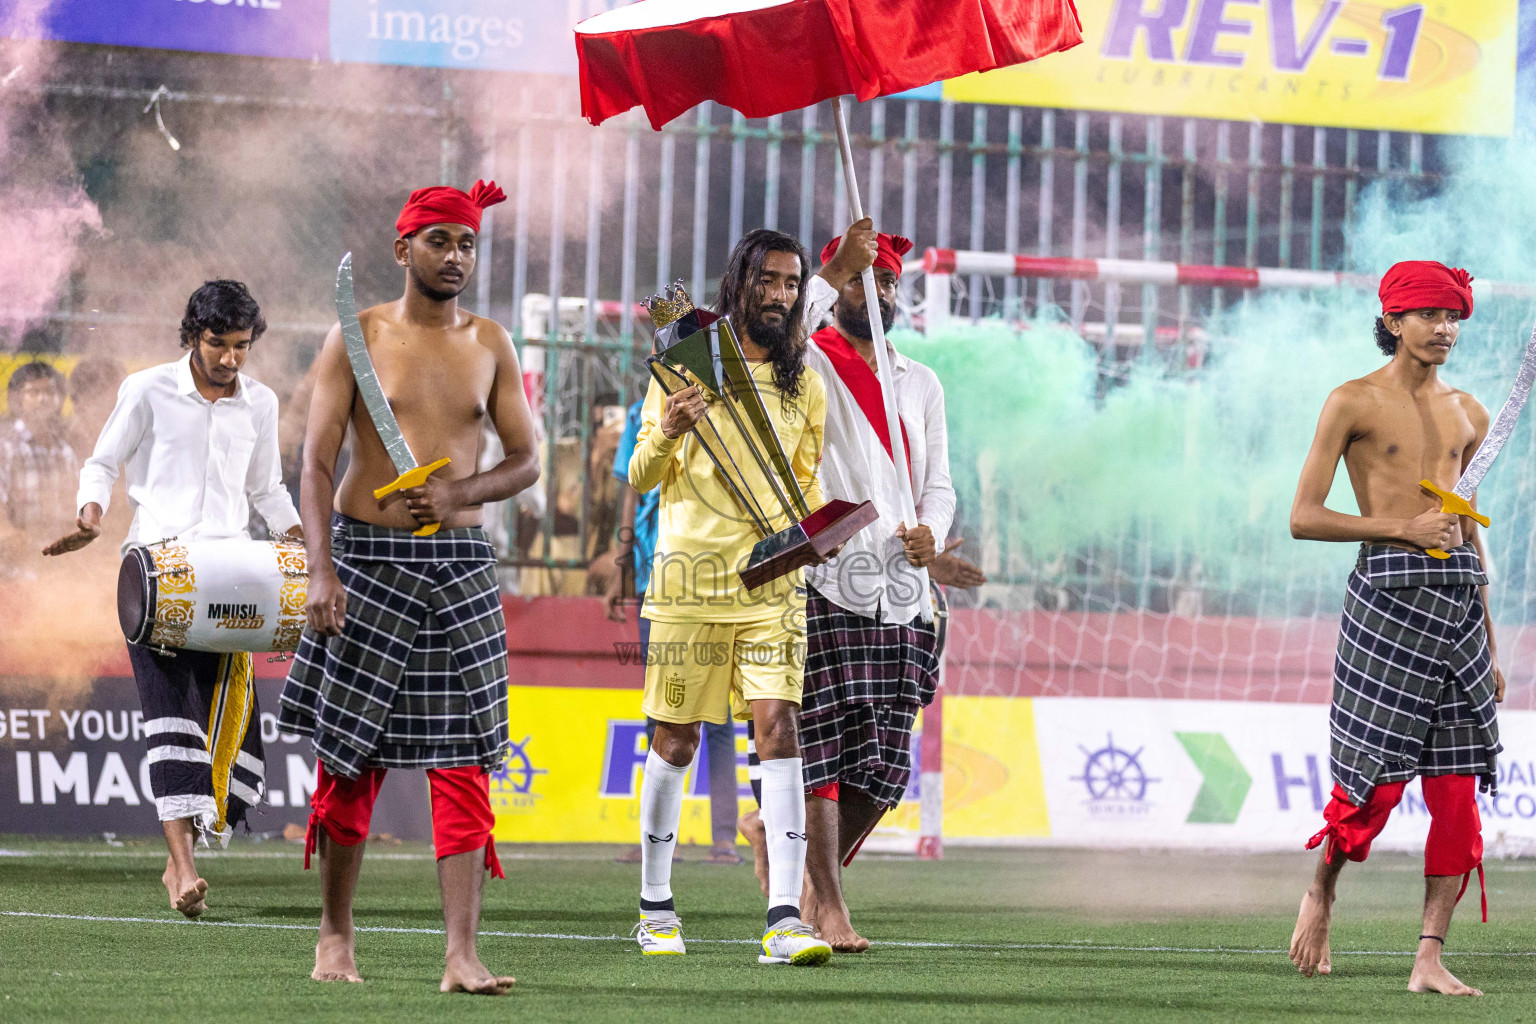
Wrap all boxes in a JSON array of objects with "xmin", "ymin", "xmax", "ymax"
[
  {"xmin": 305, "ymin": 763, "xmax": 503, "ymax": 878},
  {"xmin": 1306, "ymin": 775, "xmax": 1484, "ymax": 920}
]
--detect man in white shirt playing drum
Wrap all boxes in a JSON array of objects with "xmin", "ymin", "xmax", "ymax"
[
  {"xmin": 44, "ymin": 279, "xmax": 302, "ymax": 918},
  {"xmin": 791, "ymin": 222, "xmax": 958, "ymax": 950}
]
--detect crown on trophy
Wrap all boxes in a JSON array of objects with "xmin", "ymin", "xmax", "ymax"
[{"xmin": 645, "ymin": 280, "xmax": 694, "ymax": 329}]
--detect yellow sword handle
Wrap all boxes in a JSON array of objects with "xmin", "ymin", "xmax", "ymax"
[
  {"xmin": 373, "ymin": 457, "xmax": 453, "ymax": 537},
  {"xmin": 1420, "ymin": 478, "xmax": 1491, "ymax": 560}
]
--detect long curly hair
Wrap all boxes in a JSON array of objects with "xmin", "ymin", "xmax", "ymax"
[{"xmin": 713, "ymin": 229, "xmax": 810, "ymax": 400}]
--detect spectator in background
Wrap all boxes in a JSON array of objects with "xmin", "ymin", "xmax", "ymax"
[
  {"xmin": 520, "ymin": 397, "xmax": 626, "ymax": 596},
  {"xmin": 0, "ymin": 362, "xmax": 78, "ymax": 573},
  {"xmin": 606, "ymin": 396, "xmax": 743, "ymax": 866}
]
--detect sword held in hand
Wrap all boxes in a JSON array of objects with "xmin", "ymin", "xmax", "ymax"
[
  {"xmin": 335, "ymin": 252, "xmax": 451, "ymax": 537},
  {"xmin": 1421, "ymin": 320, "xmax": 1536, "ymax": 559}
]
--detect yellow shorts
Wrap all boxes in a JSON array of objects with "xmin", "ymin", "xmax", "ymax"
[{"xmin": 641, "ymin": 617, "xmax": 807, "ymax": 725}]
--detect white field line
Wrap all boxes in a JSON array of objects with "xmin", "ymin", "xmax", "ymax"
[{"xmin": 3, "ymin": 910, "xmax": 1534, "ymax": 958}]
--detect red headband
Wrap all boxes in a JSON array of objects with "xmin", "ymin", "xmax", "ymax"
[
  {"xmin": 395, "ymin": 179, "xmax": 507, "ymax": 238},
  {"xmin": 1379, "ymin": 260, "xmax": 1474, "ymax": 320},
  {"xmin": 820, "ymin": 232, "xmax": 915, "ymax": 279}
]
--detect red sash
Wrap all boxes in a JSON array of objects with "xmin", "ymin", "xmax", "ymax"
[{"xmin": 812, "ymin": 326, "xmax": 911, "ymax": 483}]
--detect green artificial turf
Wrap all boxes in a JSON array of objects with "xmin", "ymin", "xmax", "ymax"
[{"xmin": 0, "ymin": 838, "xmax": 1531, "ymax": 1023}]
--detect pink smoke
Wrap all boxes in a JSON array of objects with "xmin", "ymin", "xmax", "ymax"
[{"xmin": 0, "ymin": 0, "xmax": 103, "ymax": 347}]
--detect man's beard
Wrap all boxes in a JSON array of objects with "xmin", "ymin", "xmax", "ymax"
[
  {"xmin": 745, "ymin": 303, "xmax": 795, "ymax": 353},
  {"xmin": 408, "ymin": 264, "xmax": 466, "ymax": 303},
  {"xmin": 834, "ymin": 297, "xmax": 896, "ymax": 341},
  {"xmin": 191, "ymin": 347, "xmax": 235, "ymax": 383}
]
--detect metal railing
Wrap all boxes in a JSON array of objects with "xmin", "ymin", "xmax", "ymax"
[{"xmin": 8, "ymin": 47, "xmax": 1454, "ymax": 576}]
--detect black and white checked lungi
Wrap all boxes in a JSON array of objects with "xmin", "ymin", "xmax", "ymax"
[
  {"xmin": 278, "ymin": 514, "xmax": 510, "ymax": 779},
  {"xmin": 1330, "ymin": 543, "xmax": 1501, "ymax": 806},
  {"xmin": 798, "ymin": 585, "xmax": 942, "ymax": 808},
  {"xmin": 129, "ymin": 644, "xmax": 263, "ymax": 838}
]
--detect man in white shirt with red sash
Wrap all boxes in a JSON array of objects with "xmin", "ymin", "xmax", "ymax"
[{"xmin": 792, "ymin": 224, "xmax": 956, "ymax": 951}]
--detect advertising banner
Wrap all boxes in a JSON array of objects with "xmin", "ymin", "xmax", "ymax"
[
  {"xmin": 944, "ymin": 0, "xmax": 1520, "ymax": 136},
  {"xmin": 1030, "ymin": 697, "xmax": 1536, "ymax": 854},
  {"xmin": 492, "ymin": 685, "xmax": 752, "ymax": 846},
  {"xmin": 487, "ymin": 687, "xmax": 1044, "ymax": 846},
  {"xmin": 328, "ymin": 0, "xmax": 600, "ymax": 75},
  {"xmin": 0, "ymin": 675, "xmax": 433, "ymax": 840},
  {"xmin": 7, "ymin": 674, "xmax": 1534, "ymax": 853},
  {"xmin": 2, "ymin": 1, "xmax": 620, "ymax": 74},
  {"xmin": 2, "ymin": 0, "xmax": 330, "ymax": 62}
]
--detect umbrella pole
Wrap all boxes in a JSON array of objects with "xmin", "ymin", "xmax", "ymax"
[{"xmin": 831, "ymin": 96, "xmax": 933, "ymax": 621}]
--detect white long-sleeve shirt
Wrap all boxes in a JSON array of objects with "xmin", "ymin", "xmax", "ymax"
[
  {"xmin": 802, "ymin": 275, "xmax": 956, "ymax": 624},
  {"xmin": 76, "ymin": 354, "xmax": 300, "ymax": 552}
]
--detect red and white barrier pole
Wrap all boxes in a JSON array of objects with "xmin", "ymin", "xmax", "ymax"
[{"xmin": 921, "ymin": 249, "xmax": 1536, "ymax": 301}]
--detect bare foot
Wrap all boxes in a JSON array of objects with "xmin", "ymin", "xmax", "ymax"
[
  {"xmin": 737, "ymin": 811, "xmax": 768, "ymax": 897},
  {"xmin": 162, "ymin": 855, "xmax": 208, "ymax": 919},
  {"xmin": 312, "ymin": 932, "xmax": 363, "ymax": 983},
  {"xmin": 441, "ymin": 954, "xmax": 515, "ymax": 995},
  {"xmin": 1408, "ymin": 957, "xmax": 1482, "ymax": 996},
  {"xmin": 1289, "ymin": 888, "xmax": 1332, "ymax": 977},
  {"xmin": 817, "ymin": 901, "xmax": 870, "ymax": 953},
  {"xmin": 799, "ymin": 871, "xmax": 820, "ymax": 936},
  {"xmin": 706, "ymin": 842, "xmax": 743, "ymax": 865}
]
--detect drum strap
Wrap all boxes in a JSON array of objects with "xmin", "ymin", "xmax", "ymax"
[{"xmin": 207, "ymin": 653, "xmax": 256, "ymax": 836}]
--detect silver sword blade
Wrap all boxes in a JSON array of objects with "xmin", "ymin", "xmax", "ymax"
[
  {"xmin": 336, "ymin": 252, "xmax": 419, "ymax": 478},
  {"xmin": 1454, "ymin": 318, "xmax": 1536, "ymax": 500}
]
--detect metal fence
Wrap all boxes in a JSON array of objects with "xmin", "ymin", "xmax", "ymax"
[{"xmin": 6, "ymin": 43, "xmax": 1452, "ymax": 579}]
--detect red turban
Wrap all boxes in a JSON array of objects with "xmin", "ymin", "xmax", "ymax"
[
  {"xmin": 1379, "ymin": 260, "xmax": 1474, "ymax": 320},
  {"xmin": 395, "ymin": 179, "xmax": 507, "ymax": 238},
  {"xmin": 819, "ymin": 232, "xmax": 915, "ymax": 279}
]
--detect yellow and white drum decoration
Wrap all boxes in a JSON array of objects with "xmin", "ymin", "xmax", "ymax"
[{"xmin": 117, "ymin": 539, "xmax": 309, "ymax": 653}]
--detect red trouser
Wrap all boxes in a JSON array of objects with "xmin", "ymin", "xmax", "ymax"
[
  {"xmin": 305, "ymin": 764, "xmax": 504, "ymax": 879},
  {"xmin": 1306, "ymin": 776, "xmax": 1484, "ymax": 920}
]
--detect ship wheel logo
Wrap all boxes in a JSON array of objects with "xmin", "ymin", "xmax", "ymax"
[
  {"xmin": 1071, "ymin": 733, "xmax": 1159, "ymax": 802},
  {"xmin": 492, "ymin": 736, "xmax": 549, "ymax": 796}
]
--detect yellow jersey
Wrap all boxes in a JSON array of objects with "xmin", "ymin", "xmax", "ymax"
[{"xmin": 630, "ymin": 360, "xmax": 826, "ymax": 623}]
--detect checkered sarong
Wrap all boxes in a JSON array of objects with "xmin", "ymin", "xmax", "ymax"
[
  {"xmin": 799, "ymin": 585, "xmax": 941, "ymax": 807},
  {"xmin": 1330, "ymin": 543, "xmax": 1500, "ymax": 805},
  {"xmin": 278, "ymin": 514, "xmax": 509, "ymax": 778}
]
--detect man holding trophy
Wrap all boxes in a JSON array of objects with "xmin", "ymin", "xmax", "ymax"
[{"xmin": 628, "ymin": 229, "xmax": 874, "ymax": 966}]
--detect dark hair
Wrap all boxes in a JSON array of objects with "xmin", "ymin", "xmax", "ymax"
[
  {"xmin": 7, "ymin": 360, "xmax": 64, "ymax": 397},
  {"xmin": 179, "ymin": 280, "xmax": 266, "ymax": 349},
  {"xmin": 1374, "ymin": 316, "xmax": 1397, "ymax": 356},
  {"xmin": 68, "ymin": 356, "xmax": 128, "ymax": 402},
  {"xmin": 714, "ymin": 229, "xmax": 810, "ymax": 400}
]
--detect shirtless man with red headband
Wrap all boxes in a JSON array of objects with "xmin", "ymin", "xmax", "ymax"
[
  {"xmin": 279, "ymin": 180, "xmax": 540, "ymax": 994},
  {"xmin": 1288, "ymin": 259, "xmax": 1504, "ymax": 996}
]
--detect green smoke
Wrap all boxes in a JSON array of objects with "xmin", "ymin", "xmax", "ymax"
[{"xmin": 898, "ymin": 139, "xmax": 1536, "ymax": 622}]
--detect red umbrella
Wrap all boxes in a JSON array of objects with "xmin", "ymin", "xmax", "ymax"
[
  {"xmin": 575, "ymin": 0, "xmax": 1082, "ymax": 618},
  {"xmin": 576, "ymin": 0, "xmax": 1082, "ymax": 130}
]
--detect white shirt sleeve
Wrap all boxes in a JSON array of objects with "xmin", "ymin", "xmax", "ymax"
[
  {"xmin": 805, "ymin": 274, "xmax": 839, "ymax": 332},
  {"xmin": 246, "ymin": 392, "xmax": 302, "ymax": 537},
  {"xmin": 76, "ymin": 378, "xmax": 149, "ymax": 515},
  {"xmin": 914, "ymin": 373, "xmax": 956, "ymax": 550}
]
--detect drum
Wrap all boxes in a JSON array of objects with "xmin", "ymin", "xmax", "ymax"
[{"xmin": 117, "ymin": 539, "xmax": 308, "ymax": 653}]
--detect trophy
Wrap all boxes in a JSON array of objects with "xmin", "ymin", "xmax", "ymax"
[{"xmin": 645, "ymin": 282, "xmax": 877, "ymax": 590}]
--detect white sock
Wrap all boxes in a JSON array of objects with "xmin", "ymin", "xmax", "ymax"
[
  {"xmin": 758, "ymin": 757, "xmax": 807, "ymax": 919},
  {"xmin": 639, "ymin": 748, "xmax": 689, "ymax": 906}
]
